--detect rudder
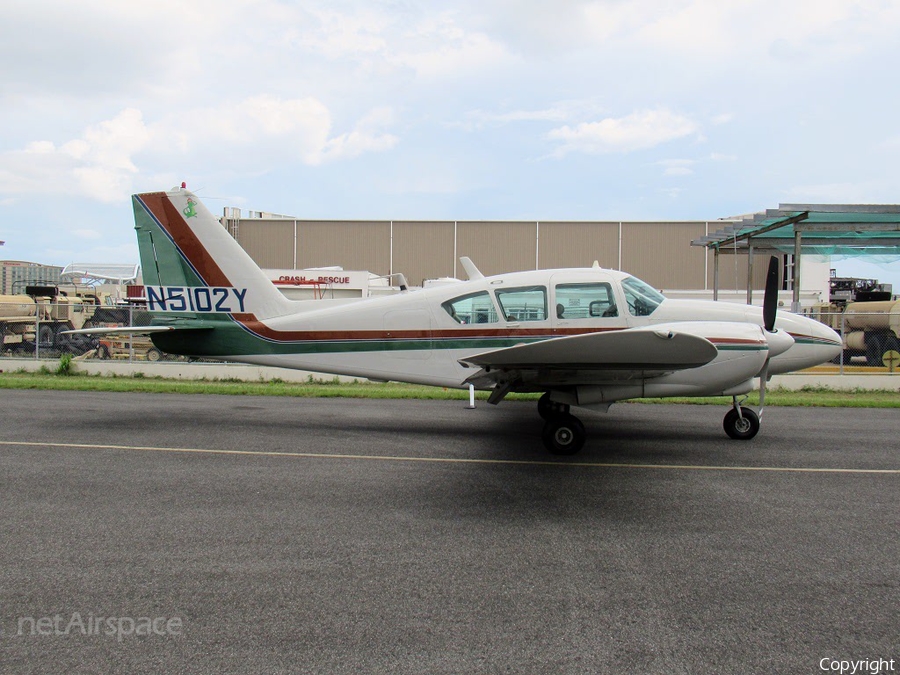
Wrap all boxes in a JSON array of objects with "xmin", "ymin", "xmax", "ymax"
[{"xmin": 133, "ymin": 187, "xmax": 293, "ymax": 321}]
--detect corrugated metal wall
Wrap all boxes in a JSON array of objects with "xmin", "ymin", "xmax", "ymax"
[
  {"xmin": 539, "ymin": 222, "xmax": 619, "ymax": 270},
  {"xmin": 235, "ymin": 220, "xmax": 294, "ymax": 269},
  {"xmin": 622, "ymin": 222, "xmax": 708, "ymax": 288},
  {"xmin": 230, "ymin": 216, "xmax": 777, "ymax": 291},
  {"xmin": 296, "ymin": 221, "xmax": 391, "ymax": 275},
  {"xmin": 392, "ymin": 222, "xmax": 455, "ymax": 286},
  {"xmin": 457, "ymin": 222, "xmax": 536, "ymax": 277}
]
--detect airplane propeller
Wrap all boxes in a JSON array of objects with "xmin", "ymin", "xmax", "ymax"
[
  {"xmin": 757, "ymin": 256, "xmax": 793, "ymax": 415},
  {"xmin": 763, "ymin": 255, "xmax": 779, "ymax": 333}
]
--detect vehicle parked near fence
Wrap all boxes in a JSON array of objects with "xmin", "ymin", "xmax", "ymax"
[
  {"xmin": 806, "ymin": 299, "xmax": 900, "ymax": 368},
  {"xmin": 0, "ymin": 286, "xmax": 99, "ymax": 356}
]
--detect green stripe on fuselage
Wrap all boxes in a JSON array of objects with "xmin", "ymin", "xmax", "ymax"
[{"xmin": 150, "ymin": 323, "xmax": 549, "ymax": 357}]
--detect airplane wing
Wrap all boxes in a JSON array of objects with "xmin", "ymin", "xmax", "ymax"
[{"xmin": 459, "ymin": 328, "xmax": 718, "ymax": 390}]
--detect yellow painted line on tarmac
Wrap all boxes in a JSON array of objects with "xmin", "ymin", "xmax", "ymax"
[{"xmin": 1, "ymin": 440, "xmax": 898, "ymax": 474}]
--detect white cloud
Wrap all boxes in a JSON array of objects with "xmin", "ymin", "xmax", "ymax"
[
  {"xmin": 0, "ymin": 97, "xmax": 399, "ymax": 202},
  {"xmin": 0, "ymin": 108, "xmax": 148, "ymax": 202},
  {"xmin": 656, "ymin": 160, "xmax": 696, "ymax": 177},
  {"xmin": 548, "ymin": 109, "xmax": 699, "ymax": 156},
  {"xmin": 633, "ymin": 0, "xmax": 900, "ymax": 61},
  {"xmin": 456, "ymin": 99, "xmax": 608, "ymax": 131},
  {"xmin": 316, "ymin": 107, "xmax": 399, "ymax": 164}
]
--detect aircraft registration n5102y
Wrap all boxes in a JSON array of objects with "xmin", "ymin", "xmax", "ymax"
[{"xmin": 71, "ymin": 186, "xmax": 842, "ymax": 454}]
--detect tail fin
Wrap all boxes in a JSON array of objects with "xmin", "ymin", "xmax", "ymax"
[{"xmin": 133, "ymin": 187, "xmax": 293, "ymax": 321}]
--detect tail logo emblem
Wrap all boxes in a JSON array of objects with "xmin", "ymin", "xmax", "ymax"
[{"xmin": 183, "ymin": 199, "xmax": 198, "ymax": 218}]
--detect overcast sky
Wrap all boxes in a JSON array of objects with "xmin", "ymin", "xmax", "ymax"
[{"xmin": 2, "ymin": 0, "xmax": 899, "ymax": 289}]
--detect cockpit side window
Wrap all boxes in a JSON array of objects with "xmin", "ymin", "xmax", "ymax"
[
  {"xmin": 554, "ymin": 283, "xmax": 618, "ymax": 319},
  {"xmin": 621, "ymin": 276, "xmax": 665, "ymax": 317},
  {"xmin": 495, "ymin": 286, "xmax": 548, "ymax": 322},
  {"xmin": 441, "ymin": 291, "xmax": 499, "ymax": 324}
]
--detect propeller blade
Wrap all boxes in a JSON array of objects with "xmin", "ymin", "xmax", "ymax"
[{"xmin": 763, "ymin": 256, "xmax": 780, "ymax": 332}]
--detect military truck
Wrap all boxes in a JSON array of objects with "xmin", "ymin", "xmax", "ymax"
[
  {"xmin": 805, "ymin": 277, "xmax": 899, "ymax": 367},
  {"xmin": 0, "ymin": 286, "xmax": 100, "ymax": 356}
]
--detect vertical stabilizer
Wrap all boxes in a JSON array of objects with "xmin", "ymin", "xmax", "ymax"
[{"xmin": 133, "ymin": 187, "xmax": 293, "ymax": 321}]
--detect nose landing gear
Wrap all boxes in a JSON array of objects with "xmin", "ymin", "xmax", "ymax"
[{"xmin": 723, "ymin": 397, "xmax": 760, "ymax": 440}]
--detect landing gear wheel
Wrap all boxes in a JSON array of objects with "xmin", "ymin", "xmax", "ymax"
[
  {"xmin": 537, "ymin": 392, "xmax": 570, "ymax": 421},
  {"xmin": 541, "ymin": 413, "xmax": 586, "ymax": 455},
  {"xmin": 723, "ymin": 407, "xmax": 760, "ymax": 440},
  {"xmin": 146, "ymin": 347, "xmax": 163, "ymax": 362}
]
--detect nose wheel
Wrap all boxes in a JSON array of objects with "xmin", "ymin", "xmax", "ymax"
[{"xmin": 723, "ymin": 402, "xmax": 760, "ymax": 440}]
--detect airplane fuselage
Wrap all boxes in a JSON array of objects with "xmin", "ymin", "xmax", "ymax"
[{"xmin": 150, "ymin": 266, "xmax": 841, "ymax": 402}]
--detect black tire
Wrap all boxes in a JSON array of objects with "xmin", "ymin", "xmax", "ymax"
[
  {"xmin": 864, "ymin": 334, "xmax": 883, "ymax": 367},
  {"xmin": 882, "ymin": 337, "xmax": 900, "ymax": 370},
  {"xmin": 541, "ymin": 413, "xmax": 586, "ymax": 455},
  {"xmin": 146, "ymin": 347, "xmax": 163, "ymax": 362},
  {"xmin": 537, "ymin": 392, "xmax": 570, "ymax": 421},
  {"xmin": 723, "ymin": 407, "xmax": 760, "ymax": 440},
  {"xmin": 38, "ymin": 324, "xmax": 56, "ymax": 349},
  {"xmin": 97, "ymin": 344, "xmax": 111, "ymax": 360}
]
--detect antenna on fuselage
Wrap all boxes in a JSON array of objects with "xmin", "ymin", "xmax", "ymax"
[{"xmin": 459, "ymin": 257, "xmax": 484, "ymax": 280}]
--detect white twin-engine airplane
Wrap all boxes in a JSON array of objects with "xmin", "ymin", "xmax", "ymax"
[{"xmin": 80, "ymin": 186, "xmax": 843, "ymax": 454}]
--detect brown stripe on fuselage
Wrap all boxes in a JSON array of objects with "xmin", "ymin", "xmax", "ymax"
[
  {"xmin": 707, "ymin": 337, "xmax": 766, "ymax": 346},
  {"xmin": 231, "ymin": 322, "xmax": 626, "ymax": 343},
  {"xmin": 141, "ymin": 192, "xmax": 233, "ymax": 288}
]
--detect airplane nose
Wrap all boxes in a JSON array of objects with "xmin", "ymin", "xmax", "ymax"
[
  {"xmin": 769, "ymin": 315, "xmax": 842, "ymax": 373},
  {"xmin": 794, "ymin": 317, "xmax": 842, "ymax": 368},
  {"xmin": 815, "ymin": 321, "xmax": 842, "ymax": 357}
]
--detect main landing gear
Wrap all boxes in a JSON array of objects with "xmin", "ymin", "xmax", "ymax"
[
  {"xmin": 536, "ymin": 392, "xmax": 763, "ymax": 454},
  {"xmin": 538, "ymin": 393, "xmax": 586, "ymax": 455}
]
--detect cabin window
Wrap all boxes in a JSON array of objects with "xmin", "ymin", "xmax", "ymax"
[
  {"xmin": 441, "ymin": 291, "xmax": 499, "ymax": 324},
  {"xmin": 554, "ymin": 283, "xmax": 618, "ymax": 319},
  {"xmin": 495, "ymin": 286, "xmax": 548, "ymax": 322},
  {"xmin": 621, "ymin": 276, "xmax": 664, "ymax": 316}
]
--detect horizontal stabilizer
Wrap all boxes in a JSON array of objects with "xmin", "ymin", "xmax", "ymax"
[
  {"xmin": 459, "ymin": 328, "xmax": 718, "ymax": 371},
  {"xmin": 60, "ymin": 326, "xmax": 209, "ymax": 337}
]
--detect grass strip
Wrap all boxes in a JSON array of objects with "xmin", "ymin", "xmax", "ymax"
[{"xmin": 0, "ymin": 370, "xmax": 897, "ymax": 407}]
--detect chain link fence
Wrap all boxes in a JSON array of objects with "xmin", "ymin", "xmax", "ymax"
[
  {"xmin": 0, "ymin": 302, "xmax": 184, "ymax": 363},
  {"xmin": 802, "ymin": 309, "xmax": 900, "ymax": 374}
]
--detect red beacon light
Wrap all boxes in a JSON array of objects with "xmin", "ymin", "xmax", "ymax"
[{"xmin": 181, "ymin": 182, "xmax": 187, "ymax": 189}]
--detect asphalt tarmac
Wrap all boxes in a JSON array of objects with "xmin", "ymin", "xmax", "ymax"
[{"xmin": 0, "ymin": 390, "xmax": 897, "ymax": 674}]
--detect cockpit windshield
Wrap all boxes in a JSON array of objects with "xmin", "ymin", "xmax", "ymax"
[{"xmin": 621, "ymin": 276, "xmax": 665, "ymax": 316}]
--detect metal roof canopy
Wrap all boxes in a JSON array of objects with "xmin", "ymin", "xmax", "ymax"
[
  {"xmin": 60, "ymin": 262, "xmax": 141, "ymax": 285},
  {"xmin": 691, "ymin": 204, "xmax": 900, "ymax": 310}
]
